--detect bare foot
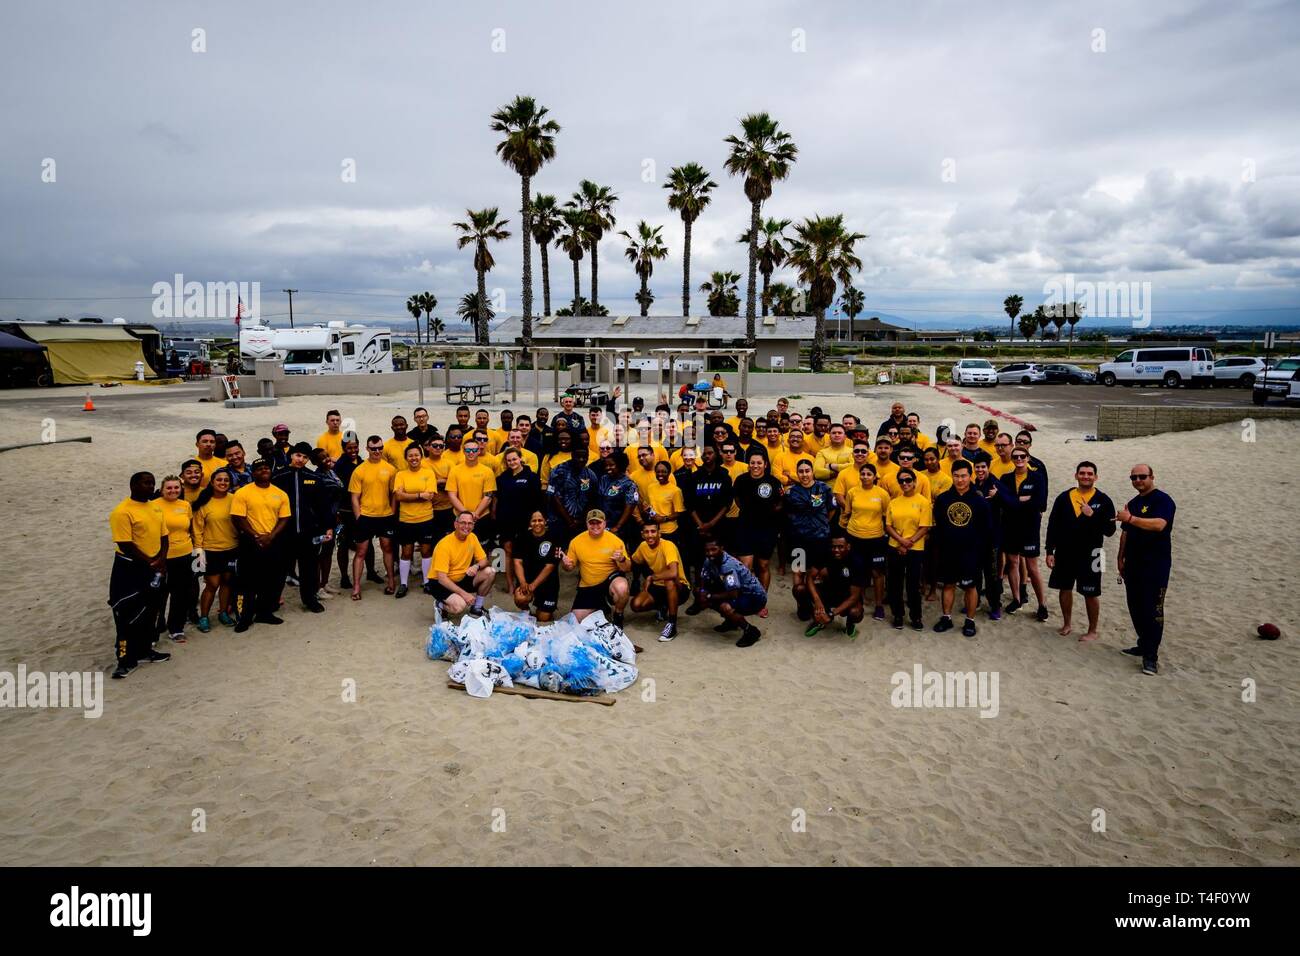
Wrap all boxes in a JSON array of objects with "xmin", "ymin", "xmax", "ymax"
[
  {"xmin": 351, "ymin": 590, "xmax": 362, "ymax": 601},
  {"xmin": 1058, "ymin": 623, "xmax": 1072, "ymax": 636},
  {"xmin": 1078, "ymin": 631, "xmax": 1099, "ymax": 642}
]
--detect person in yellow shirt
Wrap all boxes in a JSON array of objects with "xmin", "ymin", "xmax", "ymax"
[
  {"xmin": 382, "ymin": 416, "xmax": 415, "ymax": 473},
  {"xmin": 427, "ymin": 511, "xmax": 495, "ymax": 615},
  {"xmin": 317, "ymin": 409, "xmax": 346, "ymax": 461},
  {"xmin": 539, "ymin": 430, "xmax": 573, "ymax": 486},
  {"xmin": 724, "ymin": 397, "xmax": 750, "ymax": 434},
  {"xmin": 441, "ymin": 427, "xmax": 467, "ymax": 468},
  {"xmin": 155, "ymin": 475, "xmax": 195, "ymax": 642},
  {"xmin": 628, "ymin": 445, "xmax": 661, "ymax": 503},
  {"xmin": 586, "ymin": 406, "xmax": 614, "ymax": 451},
  {"xmin": 630, "ymin": 521, "xmax": 687, "ymax": 641},
  {"xmin": 882, "ymin": 448, "xmax": 932, "ymax": 499},
  {"xmin": 989, "ymin": 432, "xmax": 1017, "ymax": 479},
  {"xmin": 803, "ymin": 414, "xmax": 830, "ymax": 455},
  {"xmin": 490, "ymin": 428, "xmax": 538, "ymax": 476},
  {"xmin": 179, "ymin": 459, "xmax": 204, "ymax": 504},
  {"xmin": 832, "ymin": 442, "xmax": 873, "ymax": 528},
  {"xmin": 776, "ymin": 429, "xmax": 815, "ymax": 487},
  {"xmin": 193, "ymin": 468, "xmax": 238, "ymax": 631},
  {"xmin": 762, "ymin": 422, "xmax": 786, "ymax": 458},
  {"xmin": 418, "ymin": 435, "xmax": 456, "ymax": 537},
  {"xmin": 194, "ymin": 429, "xmax": 227, "ymax": 488},
  {"xmin": 393, "ymin": 444, "xmax": 440, "ymax": 598},
  {"xmin": 446, "ymin": 440, "xmax": 497, "ymax": 540},
  {"xmin": 813, "ymin": 423, "xmax": 853, "ymax": 481},
  {"xmin": 922, "ymin": 447, "xmax": 953, "ymax": 497},
  {"xmin": 347, "ymin": 436, "xmax": 398, "ymax": 599},
  {"xmin": 979, "ymin": 419, "xmax": 1000, "ymax": 459},
  {"xmin": 871, "ymin": 438, "xmax": 900, "ymax": 492},
  {"xmin": 669, "ymin": 444, "xmax": 699, "ymax": 473},
  {"xmin": 884, "ymin": 467, "xmax": 933, "ymax": 629},
  {"xmin": 642, "ymin": 461, "xmax": 685, "ymax": 539},
  {"xmin": 843, "ymin": 463, "xmax": 892, "ymax": 619},
  {"xmin": 108, "ymin": 472, "xmax": 171, "ymax": 678},
  {"xmin": 718, "ymin": 441, "xmax": 749, "ymax": 526},
  {"xmin": 230, "ymin": 457, "xmax": 292, "ymax": 630},
  {"xmin": 906, "ymin": 413, "xmax": 934, "ymax": 451},
  {"xmin": 561, "ymin": 509, "xmax": 632, "ymax": 625},
  {"xmin": 486, "ymin": 409, "xmax": 514, "ymax": 455}
]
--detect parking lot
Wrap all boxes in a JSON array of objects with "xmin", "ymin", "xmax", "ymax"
[{"xmin": 939, "ymin": 381, "xmax": 1257, "ymax": 433}]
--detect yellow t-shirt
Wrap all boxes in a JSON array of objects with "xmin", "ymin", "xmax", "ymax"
[
  {"xmin": 441, "ymin": 448, "xmax": 466, "ymax": 469},
  {"xmin": 197, "ymin": 456, "xmax": 227, "ymax": 488},
  {"xmin": 724, "ymin": 460, "xmax": 748, "ymax": 517},
  {"xmin": 540, "ymin": 450, "xmax": 571, "ymax": 486},
  {"xmin": 813, "ymin": 444, "xmax": 853, "ymax": 481},
  {"xmin": 194, "ymin": 494, "xmax": 238, "ymax": 551},
  {"xmin": 873, "ymin": 460, "xmax": 900, "ymax": 493},
  {"xmin": 846, "ymin": 485, "xmax": 892, "ymax": 540},
  {"xmin": 990, "ymin": 457, "xmax": 1016, "ymax": 480},
  {"xmin": 420, "ymin": 455, "xmax": 455, "ymax": 511},
  {"xmin": 567, "ymin": 531, "xmax": 627, "ymax": 587},
  {"xmin": 1069, "ymin": 487, "xmax": 1097, "ymax": 517},
  {"xmin": 913, "ymin": 432, "xmax": 934, "ymax": 451},
  {"xmin": 833, "ymin": 468, "xmax": 864, "ymax": 527},
  {"xmin": 383, "ymin": 437, "xmax": 416, "ymax": 473},
  {"xmin": 487, "ymin": 428, "xmax": 511, "ymax": 456},
  {"xmin": 668, "ymin": 449, "xmax": 698, "ymax": 472},
  {"xmin": 110, "ymin": 496, "xmax": 165, "ymax": 557},
  {"xmin": 231, "ymin": 483, "xmax": 292, "ymax": 535},
  {"xmin": 429, "ymin": 532, "xmax": 485, "ymax": 581},
  {"xmin": 393, "ymin": 468, "xmax": 438, "ymax": 523},
  {"xmin": 446, "ymin": 462, "xmax": 497, "ymax": 512},
  {"xmin": 887, "ymin": 494, "xmax": 934, "ymax": 551},
  {"xmin": 643, "ymin": 481, "xmax": 685, "ymax": 534},
  {"xmin": 347, "ymin": 460, "xmax": 397, "ymax": 518},
  {"xmin": 978, "ymin": 439, "xmax": 998, "ymax": 459},
  {"xmin": 882, "ymin": 470, "xmax": 931, "ymax": 500},
  {"xmin": 925, "ymin": 469, "xmax": 953, "ymax": 498},
  {"xmin": 776, "ymin": 450, "xmax": 815, "ymax": 487},
  {"xmin": 802, "ymin": 432, "xmax": 825, "ymax": 455},
  {"xmin": 182, "ymin": 484, "xmax": 203, "ymax": 505},
  {"xmin": 160, "ymin": 498, "xmax": 194, "ymax": 559},
  {"xmin": 633, "ymin": 539, "xmax": 688, "ymax": 584},
  {"xmin": 316, "ymin": 430, "xmax": 345, "ymax": 461}
]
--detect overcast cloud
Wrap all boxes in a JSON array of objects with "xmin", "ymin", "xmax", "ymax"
[{"xmin": 2, "ymin": 0, "xmax": 1298, "ymax": 327}]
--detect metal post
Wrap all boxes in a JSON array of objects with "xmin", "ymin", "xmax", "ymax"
[
  {"xmin": 416, "ymin": 343, "xmax": 424, "ymax": 407},
  {"xmin": 533, "ymin": 349, "xmax": 541, "ymax": 406},
  {"xmin": 553, "ymin": 355, "xmax": 560, "ymax": 403}
]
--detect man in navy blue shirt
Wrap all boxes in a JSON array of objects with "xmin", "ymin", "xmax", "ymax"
[
  {"xmin": 696, "ymin": 537, "xmax": 767, "ymax": 647},
  {"xmin": 546, "ymin": 442, "xmax": 599, "ymax": 540},
  {"xmin": 1117, "ymin": 464, "xmax": 1176, "ymax": 676}
]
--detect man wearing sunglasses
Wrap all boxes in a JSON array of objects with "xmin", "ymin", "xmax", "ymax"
[
  {"xmin": 1045, "ymin": 461, "xmax": 1116, "ymax": 643},
  {"xmin": 1117, "ymin": 465, "xmax": 1176, "ymax": 676}
]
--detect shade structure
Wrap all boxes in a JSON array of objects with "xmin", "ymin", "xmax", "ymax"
[
  {"xmin": 0, "ymin": 330, "xmax": 45, "ymax": 352},
  {"xmin": 15, "ymin": 325, "xmax": 148, "ymax": 385}
]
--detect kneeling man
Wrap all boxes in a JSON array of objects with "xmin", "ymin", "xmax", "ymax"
[
  {"xmin": 427, "ymin": 511, "xmax": 496, "ymax": 615},
  {"xmin": 630, "ymin": 521, "xmax": 687, "ymax": 642}
]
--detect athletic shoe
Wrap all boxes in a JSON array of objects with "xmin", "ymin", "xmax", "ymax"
[
  {"xmin": 1034, "ymin": 605, "xmax": 1049, "ymax": 622},
  {"xmin": 658, "ymin": 622, "xmax": 677, "ymax": 643},
  {"xmin": 1121, "ymin": 646, "xmax": 1143, "ymax": 657},
  {"xmin": 254, "ymin": 614, "xmax": 284, "ymax": 625},
  {"xmin": 845, "ymin": 622, "xmax": 858, "ymax": 640},
  {"xmin": 736, "ymin": 625, "xmax": 761, "ymax": 648},
  {"xmin": 910, "ymin": 619, "xmax": 924, "ymax": 631},
  {"xmin": 317, "ymin": 589, "xmax": 334, "ymax": 601},
  {"xmin": 961, "ymin": 618, "xmax": 977, "ymax": 638},
  {"xmin": 804, "ymin": 622, "xmax": 823, "ymax": 637},
  {"xmin": 339, "ymin": 575, "xmax": 353, "ymax": 590},
  {"xmin": 305, "ymin": 603, "xmax": 326, "ymax": 614},
  {"xmin": 234, "ymin": 618, "xmax": 252, "ymax": 634},
  {"xmin": 892, "ymin": 617, "xmax": 904, "ymax": 630},
  {"xmin": 140, "ymin": 650, "xmax": 171, "ymax": 664},
  {"xmin": 467, "ymin": 605, "xmax": 485, "ymax": 618},
  {"xmin": 989, "ymin": 608, "xmax": 1002, "ymax": 622},
  {"xmin": 111, "ymin": 662, "xmax": 136, "ymax": 679},
  {"xmin": 685, "ymin": 602, "xmax": 705, "ymax": 616},
  {"xmin": 1004, "ymin": 599, "xmax": 1022, "ymax": 615},
  {"xmin": 1141, "ymin": 659, "xmax": 1159, "ymax": 676},
  {"xmin": 395, "ymin": 584, "xmax": 408, "ymax": 599},
  {"xmin": 714, "ymin": 620, "xmax": 739, "ymax": 633},
  {"xmin": 197, "ymin": 617, "xmax": 211, "ymax": 633},
  {"xmin": 218, "ymin": 611, "xmax": 236, "ymax": 627},
  {"xmin": 1019, "ymin": 587, "xmax": 1029, "ymax": 605},
  {"xmin": 366, "ymin": 571, "xmax": 385, "ymax": 584},
  {"xmin": 934, "ymin": 616, "xmax": 954, "ymax": 633},
  {"xmin": 872, "ymin": 605, "xmax": 886, "ymax": 621},
  {"xmin": 170, "ymin": 631, "xmax": 187, "ymax": 644}
]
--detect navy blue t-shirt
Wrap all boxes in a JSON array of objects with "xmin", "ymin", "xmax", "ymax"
[{"xmin": 1124, "ymin": 489, "xmax": 1175, "ymax": 572}]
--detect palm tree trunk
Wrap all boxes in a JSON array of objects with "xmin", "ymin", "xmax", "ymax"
[
  {"xmin": 811, "ymin": 307, "xmax": 827, "ymax": 372},
  {"xmin": 520, "ymin": 176, "xmax": 533, "ymax": 356},
  {"xmin": 760, "ymin": 268, "xmax": 771, "ymax": 318},
  {"xmin": 539, "ymin": 242, "xmax": 552, "ymax": 316},
  {"xmin": 681, "ymin": 218, "xmax": 692, "ymax": 317},
  {"xmin": 745, "ymin": 200, "xmax": 760, "ymax": 346},
  {"xmin": 572, "ymin": 256, "xmax": 581, "ymax": 312},
  {"xmin": 848, "ymin": 311, "xmax": 854, "ymax": 342},
  {"xmin": 639, "ymin": 274, "xmax": 650, "ymax": 317},
  {"xmin": 589, "ymin": 242, "xmax": 599, "ymax": 314},
  {"xmin": 476, "ymin": 269, "xmax": 489, "ymax": 366}
]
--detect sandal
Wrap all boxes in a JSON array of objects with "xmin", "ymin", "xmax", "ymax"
[
  {"xmin": 383, "ymin": 585, "xmax": 396, "ymax": 595},
  {"xmin": 351, "ymin": 591, "xmax": 362, "ymax": 601}
]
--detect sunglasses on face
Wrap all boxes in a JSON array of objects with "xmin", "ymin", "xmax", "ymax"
[
  {"xmin": 367, "ymin": 446, "xmax": 383, "ymax": 452},
  {"xmin": 1012, "ymin": 456, "xmax": 1027, "ymax": 462},
  {"xmin": 430, "ymin": 443, "xmax": 445, "ymax": 449},
  {"xmin": 1130, "ymin": 474, "xmax": 1151, "ymax": 481},
  {"xmin": 899, "ymin": 477, "xmax": 915, "ymax": 484}
]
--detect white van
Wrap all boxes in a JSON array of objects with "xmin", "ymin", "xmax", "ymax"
[
  {"xmin": 1098, "ymin": 346, "xmax": 1215, "ymax": 388},
  {"xmin": 239, "ymin": 322, "xmax": 393, "ymax": 374}
]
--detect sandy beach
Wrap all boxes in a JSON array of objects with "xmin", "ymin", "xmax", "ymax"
[{"xmin": 1, "ymin": 383, "xmax": 1297, "ymax": 866}]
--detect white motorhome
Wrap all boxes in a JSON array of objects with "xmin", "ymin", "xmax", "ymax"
[{"xmin": 239, "ymin": 322, "xmax": 393, "ymax": 374}]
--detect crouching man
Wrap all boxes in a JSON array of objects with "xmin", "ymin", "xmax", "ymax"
[
  {"xmin": 426, "ymin": 511, "xmax": 496, "ymax": 615},
  {"xmin": 692, "ymin": 536, "xmax": 767, "ymax": 647},
  {"xmin": 630, "ymin": 521, "xmax": 687, "ymax": 643}
]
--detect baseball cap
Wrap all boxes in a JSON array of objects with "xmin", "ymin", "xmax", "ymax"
[
  {"xmin": 586, "ymin": 509, "xmax": 606, "ymax": 522},
  {"xmin": 272, "ymin": 423, "xmax": 290, "ymax": 434},
  {"xmin": 342, "ymin": 430, "xmax": 359, "ymax": 444},
  {"xmin": 251, "ymin": 457, "xmax": 272, "ymax": 469}
]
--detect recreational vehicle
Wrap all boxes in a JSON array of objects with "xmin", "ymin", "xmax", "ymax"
[{"xmin": 239, "ymin": 323, "xmax": 393, "ymax": 374}]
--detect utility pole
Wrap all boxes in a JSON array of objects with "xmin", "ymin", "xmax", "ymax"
[{"xmin": 282, "ymin": 288, "xmax": 298, "ymax": 328}]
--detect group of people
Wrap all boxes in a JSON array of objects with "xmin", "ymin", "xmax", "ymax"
[{"xmin": 107, "ymin": 394, "xmax": 1176, "ymax": 680}]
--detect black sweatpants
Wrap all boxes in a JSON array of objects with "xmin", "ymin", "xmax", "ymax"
[
  {"xmin": 1125, "ymin": 572, "xmax": 1168, "ymax": 663},
  {"xmin": 979, "ymin": 544, "xmax": 1003, "ymax": 611},
  {"xmin": 281, "ymin": 534, "xmax": 320, "ymax": 608},
  {"xmin": 109, "ymin": 554, "xmax": 159, "ymax": 665},
  {"xmin": 158, "ymin": 555, "xmax": 196, "ymax": 635},
  {"xmin": 237, "ymin": 537, "xmax": 283, "ymax": 621},
  {"xmin": 887, "ymin": 548, "xmax": 925, "ymax": 623}
]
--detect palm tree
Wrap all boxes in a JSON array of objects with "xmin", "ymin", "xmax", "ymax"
[
  {"xmin": 529, "ymin": 193, "xmax": 562, "ymax": 317},
  {"xmin": 1003, "ymin": 294, "xmax": 1023, "ymax": 342},
  {"xmin": 723, "ymin": 113, "xmax": 798, "ymax": 346},
  {"xmin": 491, "ymin": 96, "xmax": 560, "ymax": 355},
  {"xmin": 456, "ymin": 292, "xmax": 495, "ymax": 324},
  {"xmin": 619, "ymin": 221, "xmax": 669, "ymax": 317},
  {"xmin": 1034, "ymin": 304, "xmax": 1051, "ymax": 342},
  {"xmin": 664, "ymin": 163, "xmax": 717, "ymax": 316},
  {"xmin": 739, "ymin": 217, "xmax": 792, "ymax": 319},
  {"xmin": 429, "ymin": 316, "xmax": 446, "ymax": 341},
  {"xmin": 841, "ymin": 285, "xmax": 864, "ymax": 342},
  {"xmin": 1066, "ymin": 301, "xmax": 1085, "ymax": 355},
  {"xmin": 700, "ymin": 271, "xmax": 742, "ymax": 317},
  {"xmin": 453, "ymin": 208, "xmax": 511, "ymax": 348},
  {"xmin": 566, "ymin": 180, "xmax": 618, "ymax": 313},
  {"xmin": 406, "ymin": 295, "xmax": 424, "ymax": 341},
  {"xmin": 1017, "ymin": 312, "xmax": 1039, "ymax": 342},
  {"xmin": 766, "ymin": 281, "xmax": 797, "ymax": 316},
  {"xmin": 555, "ymin": 208, "xmax": 588, "ymax": 315},
  {"xmin": 557, "ymin": 296, "xmax": 608, "ymax": 317},
  {"xmin": 786, "ymin": 214, "xmax": 866, "ymax": 371}
]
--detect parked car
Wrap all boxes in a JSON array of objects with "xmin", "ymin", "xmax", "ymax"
[
  {"xmin": 951, "ymin": 359, "xmax": 998, "ymax": 387},
  {"xmin": 996, "ymin": 362, "xmax": 1046, "ymax": 384},
  {"xmin": 1098, "ymin": 347, "xmax": 1215, "ymax": 387},
  {"xmin": 1212, "ymin": 356, "xmax": 1268, "ymax": 387},
  {"xmin": 1041, "ymin": 363, "xmax": 1096, "ymax": 384},
  {"xmin": 1251, "ymin": 356, "xmax": 1300, "ymax": 404}
]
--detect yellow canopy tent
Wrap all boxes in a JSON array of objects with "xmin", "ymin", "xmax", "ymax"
[{"xmin": 18, "ymin": 325, "xmax": 149, "ymax": 385}]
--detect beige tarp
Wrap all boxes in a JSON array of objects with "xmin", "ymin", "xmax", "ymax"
[{"xmin": 18, "ymin": 325, "xmax": 148, "ymax": 385}]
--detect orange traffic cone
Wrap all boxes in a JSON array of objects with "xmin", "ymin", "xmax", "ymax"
[{"xmin": 83, "ymin": 394, "xmax": 95, "ymax": 411}]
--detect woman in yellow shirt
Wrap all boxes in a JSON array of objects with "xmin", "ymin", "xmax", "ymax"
[
  {"xmin": 194, "ymin": 468, "xmax": 239, "ymax": 632},
  {"xmin": 156, "ymin": 475, "xmax": 196, "ymax": 642},
  {"xmin": 843, "ymin": 463, "xmax": 892, "ymax": 620},
  {"xmin": 885, "ymin": 468, "xmax": 933, "ymax": 629},
  {"xmin": 393, "ymin": 445, "xmax": 440, "ymax": 598}
]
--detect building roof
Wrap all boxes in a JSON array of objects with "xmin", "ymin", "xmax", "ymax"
[
  {"xmin": 823, "ymin": 316, "xmax": 911, "ymax": 332},
  {"xmin": 488, "ymin": 314, "xmax": 815, "ymax": 343}
]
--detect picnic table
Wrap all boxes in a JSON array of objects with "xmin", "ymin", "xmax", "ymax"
[
  {"xmin": 446, "ymin": 380, "xmax": 492, "ymax": 404},
  {"xmin": 565, "ymin": 383, "xmax": 598, "ymax": 405}
]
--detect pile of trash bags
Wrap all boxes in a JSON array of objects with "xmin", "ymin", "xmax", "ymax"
[{"xmin": 427, "ymin": 607, "xmax": 638, "ymax": 699}]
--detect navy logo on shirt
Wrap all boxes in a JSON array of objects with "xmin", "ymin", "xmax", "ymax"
[
  {"xmin": 579, "ymin": 478, "xmax": 590, "ymax": 491},
  {"xmin": 947, "ymin": 501, "xmax": 972, "ymax": 526},
  {"xmin": 758, "ymin": 483, "xmax": 773, "ymax": 499},
  {"xmin": 811, "ymin": 493, "xmax": 824, "ymax": 507},
  {"xmin": 539, "ymin": 541, "xmax": 552, "ymax": 556}
]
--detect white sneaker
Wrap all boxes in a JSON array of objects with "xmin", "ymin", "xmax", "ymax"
[{"xmin": 316, "ymin": 589, "xmax": 334, "ymax": 600}]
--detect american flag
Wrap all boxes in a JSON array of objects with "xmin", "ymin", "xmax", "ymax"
[{"xmin": 235, "ymin": 296, "xmax": 244, "ymax": 329}]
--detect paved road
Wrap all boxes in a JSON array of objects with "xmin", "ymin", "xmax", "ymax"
[{"xmin": 939, "ymin": 382, "xmax": 1256, "ymax": 433}]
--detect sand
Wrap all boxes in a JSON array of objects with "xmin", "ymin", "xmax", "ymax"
[{"xmin": 0, "ymin": 382, "xmax": 1297, "ymax": 865}]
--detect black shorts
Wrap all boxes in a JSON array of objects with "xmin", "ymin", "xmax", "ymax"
[
  {"xmin": 1048, "ymin": 554, "xmax": 1103, "ymax": 595},
  {"xmin": 432, "ymin": 509, "xmax": 455, "ymax": 538},
  {"xmin": 525, "ymin": 577, "xmax": 560, "ymax": 613},
  {"xmin": 733, "ymin": 523, "xmax": 777, "ymax": 559},
  {"xmin": 848, "ymin": 534, "xmax": 888, "ymax": 572},
  {"xmin": 938, "ymin": 553, "xmax": 981, "ymax": 590},
  {"xmin": 646, "ymin": 581, "xmax": 682, "ymax": 611},
  {"xmin": 395, "ymin": 519, "xmax": 437, "ymax": 545},
  {"xmin": 573, "ymin": 572, "xmax": 626, "ymax": 611},
  {"xmin": 726, "ymin": 591, "xmax": 767, "ymax": 616},
  {"xmin": 356, "ymin": 515, "xmax": 394, "ymax": 540},
  {"xmin": 787, "ymin": 535, "xmax": 829, "ymax": 572},
  {"xmin": 203, "ymin": 549, "xmax": 238, "ymax": 575},
  {"xmin": 426, "ymin": 574, "xmax": 475, "ymax": 602}
]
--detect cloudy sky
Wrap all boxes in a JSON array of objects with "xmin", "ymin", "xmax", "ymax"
[{"xmin": 2, "ymin": 0, "xmax": 1298, "ymax": 328}]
